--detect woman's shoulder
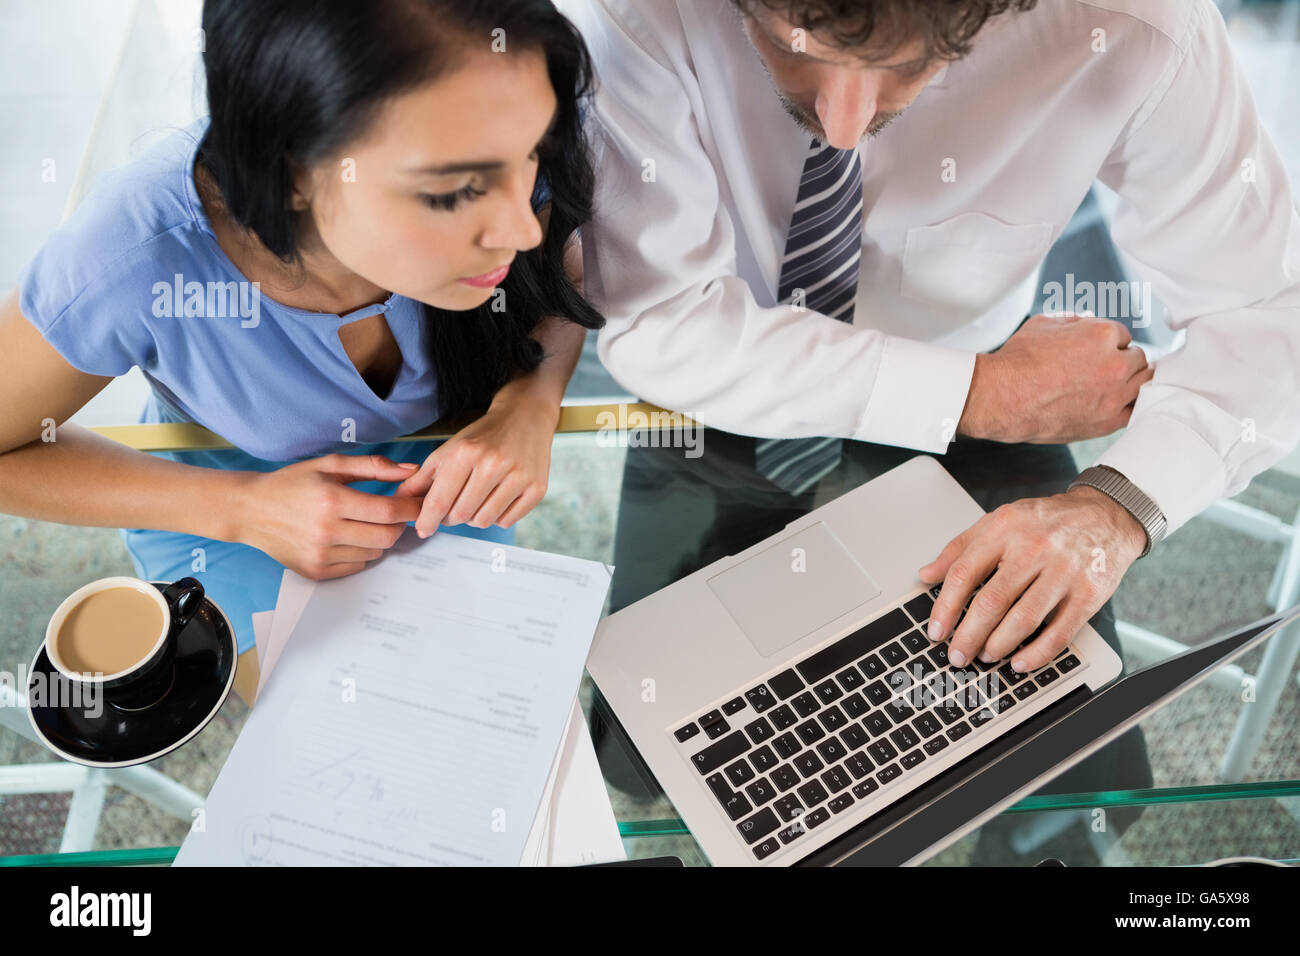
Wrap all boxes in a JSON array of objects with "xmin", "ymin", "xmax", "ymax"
[
  {"xmin": 18, "ymin": 123, "xmax": 222, "ymax": 376},
  {"xmin": 21, "ymin": 124, "xmax": 215, "ymax": 324}
]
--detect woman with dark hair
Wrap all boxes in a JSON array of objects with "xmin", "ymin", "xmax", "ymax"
[{"xmin": 0, "ymin": 0, "xmax": 604, "ymax": 660}]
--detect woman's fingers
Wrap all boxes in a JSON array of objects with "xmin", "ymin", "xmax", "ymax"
[
  {"xmin": 415, "ymin": 455, "xmax": 475, "ymax": 536},
  {"xmin": 468, "ymin": 472, "xmax": 532, "ymax": 528}
]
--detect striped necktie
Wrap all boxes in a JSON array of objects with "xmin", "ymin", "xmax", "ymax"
[{"xmin": 755, "ymin": 138, "xmax": 864, "ymax": 495}]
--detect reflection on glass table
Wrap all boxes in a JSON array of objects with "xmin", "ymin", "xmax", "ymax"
[{"xmin": 1, "ymin": 410, "xmax": 1298, "ymax": 866}]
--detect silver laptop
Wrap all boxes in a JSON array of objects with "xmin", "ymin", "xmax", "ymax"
[{"xmin": 587, "ymin": 453, "xmax": 1297, "ymax": 866}]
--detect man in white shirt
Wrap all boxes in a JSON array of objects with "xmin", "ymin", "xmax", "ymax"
[{"xmin": 561, "ymin": 0, "xmax": 1300, "ymax": 672}]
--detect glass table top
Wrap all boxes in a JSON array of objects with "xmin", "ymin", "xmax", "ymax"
[{"xmin": 2, "ymin": 410, "xmax": 1298, "ymax": 866}]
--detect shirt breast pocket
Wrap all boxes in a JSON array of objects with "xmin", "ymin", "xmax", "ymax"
[{"xmin": 900, "ymin": 212, "xmax": 1053, "ymax": 314}]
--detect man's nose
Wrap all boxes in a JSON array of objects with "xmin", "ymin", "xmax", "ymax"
[{"xmin": 815, "ymin": 70, "xmax": 878, "ymax": 148}]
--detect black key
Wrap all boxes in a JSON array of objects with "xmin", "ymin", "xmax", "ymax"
[
  {"xmin": 946, "ymin": 721, "xmax": 972, "ymax": 742},
  {"xmin": 901, "ymin": 630, "xmax": 929, "ymax": 654},
  {"xmin": 1034, "ymin": 667, "xmax": 1060, "ymax": 687},
  {"xmin": 1013, "ymin": 681, "xmax": 1039, "ymax": 700},
  {"xmin": 816, "ymin": 738, "xmax": 847, "ymax": 763},
  {"xmin": 840, "ymin": 724, "xmax": 870, "ymax": 750},
  {"xmin": 886, "ymin": 668, "xmax": 914, "ymax": 693},
  {"xmin": 818, "ymin": 705, "xmax": 848, "ymax": 732},
  {"xmin": 923, "ymin": 735, "xmax": 949, "ymax": 755},
  {"xmin": 706, "ymin": 772, "xmax": 733, "ymax": 803},
  {"xmin": 845, "ymin": 750, "xmax": 874, "ymax": 778},
  {"xmin": 994, "ymin": 693, "xmax": 1016, "ymax": 714},
  {"xmin": 881, "ymin": 642, "xmax": 908, "ymax": 666},
  {"xmin": 774, "ymin": 795, "xmax": 805, "ymax": 822},
  {"xmin": 796, "ymin": 608, "xmax": 912, "ymax": 683},
  {"xmin": 867, "ymin": 739, "xmax": 898, "ymax": 764},
  {"xmin": 876, "ymin": 763, "xmax": 903, "ymax": 785},
  {"xmin": 884, "ymin": 699, "xmax": 916, "ymax": 723},
  {"xmin": 913, "ymin": 712, "xmax": 943, "ymax": 738},
  {"xmin": 928, "ymin": 585, "xmax": 942, "ymax": 599},
  {"xmin": 704, "ymin": 719, "xmax": 730, "ymax": 739},
  {"xmin": 744, "ymin": 717, "xmax": 775, "ymax": 744},
  {"xmin": 750, "ymin": 745, "xmax": 778, "ymax": 772},
  {"xmin": 852, "ymin": 778, "xmax": 880, "ymax": 800},
  {"xmin": 864, "ymin": 681, "xmax": 891, "ymax": 706},
  {"xmin": 794, "ymin": 752, "xmax": 824, "ymax": 778},
  {"xmin": 778, "ymin": 821, "xmax": 808, "ymax": 844},
  {"xmin": 936, "ymin": 700, "xmax": 964, "ymax": 725},
  {"xmin": 889, "ymin": 725, "xmax": 920, "ymax": 751},
  {"xmin": 795, "ymin": 719, "xmax": 825, "ymax": 746},
  {"xmin": 745, "ymin": 777, "xmax": 777, "ymax": 806},
  {"xmin": 828, "ymin": 793, "xmax": 855, "ymax": 814},
  {"xmin": 753, "ymin": 837, "xmax": 780, "ymax": 860},
  {"xmin": 692, "ymin": 731, "xmax": 750, "ymax": 774},
  {"xmin": 1057, "ymin": 653, "xmax": 1081, "ymax": 673},
  {"xmin": 745, "ymin": 685, "xmax": 776, "ymax": 713},
  {"xmin": 769, "ymin": 704, "xmax": 798, "ymax": 730},
  {"xmin": 904, "ymin": 591, "xmax": 934, "ymax": 624},
  {"xmin": 859, "ymin": 654, "xmax": 886, "ymax": 678},
  {"xmin": 996, "ymin": 662, "xmax": 1028, "ymax": 686},
  {"xmin": 721, "ymin": 790, "xmax": 753, "ymax": 821},
  {"xmin": 821, "ymin": 764, "xmax": 852, "ymax": 793},
  {"xmin": 797, "ymin": 779, "xmax": 829, "ymax": 806},
  {"xmin": 969, "ymin": 708, "xmax": 996, "ymax": 728},
  {"xmin": 960, "ymin": 686, "xmax": 988, "ymax": 712},
  {"xmin": 699, "ymin": 708, "xmax": 724, "ymax": 728},
  {"xmin": 900, "ymin": 749, "xmax": 926, "ymax": 770},
  {"xmin": 768, "ymin": 669, "xmax": 805, "ymax": 700},
  {"xmin": 813, "ymin": 679, "xmax": 843, "ymax": 704},
  {"xmin": 674, "ymin": 723, "xmax": 700, "ymax": 743},
  {"xmin": 841, "ymin": 692, "xmax": 869, "ymax": 718},
  {"xmin": 726, "ymin": 759, "xmax": 756, "ymax": 787},
  {"xmin": 722, "ymin": 696, "xmax": 747, "ymax": 715},
  {"xmin": 951, "ymin": 665, "xmax": 981, "ymax": 684},
  {"xmin": 927, "ymin": 644, "xmax": 950, "ymax": 667},
  {"xmin": 772, "ymin": 732, "xmax": 802, "ymax": 759},
  {"xmin": 737, "ymin": 807, "xmax": 780, "ymax": 844},
  {"xmin": 772, "ymin": 765, "xmax": 801, "ymax": 791},
  {"xmin": 791, "ymin": 691, "xmax": 821, "ymax": 717},
  {"xmin": 863, "ymin": 712, "xmax": 892, "ymax": 737},
  {"xmin": 836, "ymin": 666, "xmax": 865, "ymax": 690},
  {"xmin": 805, "ymin": 807, "xmax": 832, "ymax": 829},
  {"xmin": 975, "ymin": 653, "xmax": 999, "ymax": 671},
  {"xmin": 913, "ymin": 655, "xmax": 937, "ymax": 676}
]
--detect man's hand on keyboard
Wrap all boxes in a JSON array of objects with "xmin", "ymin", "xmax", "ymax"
[{"xmin": 915, "ymin": 486, "xmax": 1148, "ymax": 671}]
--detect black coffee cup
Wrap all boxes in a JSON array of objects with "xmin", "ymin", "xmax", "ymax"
[{"xmin": 45, "ymin": 575, "xmax": 205, "ymax": 711}]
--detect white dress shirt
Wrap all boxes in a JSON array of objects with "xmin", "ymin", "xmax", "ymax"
[{"xmin": 557, "ymin": 0, "xmax": 1300, "ymax": 539}]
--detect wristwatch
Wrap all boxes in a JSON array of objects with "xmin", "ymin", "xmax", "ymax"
[{"xmin": 1068, "ymin": 465, "xmax": 1168, "ymax": 559}]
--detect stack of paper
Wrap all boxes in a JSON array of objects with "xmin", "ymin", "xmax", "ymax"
[{"xmin": 177, "ymin": 528, "xmax": 626, "ymax": 866}]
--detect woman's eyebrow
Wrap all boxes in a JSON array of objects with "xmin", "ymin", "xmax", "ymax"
[{"xmin": 404, "ymin": 160, "xmax": 505, "ymax": 176}]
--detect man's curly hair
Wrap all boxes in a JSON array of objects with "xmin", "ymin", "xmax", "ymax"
[{"xmin": 732, "ymin": 0, "xmax": 1039, "ymax": 61}]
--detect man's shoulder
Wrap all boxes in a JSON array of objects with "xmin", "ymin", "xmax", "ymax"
[
  {"xmin": 556, "ymin": 0, "xmax": 696, "ymax": 55},
  {"xmin": 1053, "ymin": 0, "xmax": 1203, "ymax": 50}
]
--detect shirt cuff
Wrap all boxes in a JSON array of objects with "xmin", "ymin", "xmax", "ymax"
[
  {"xmin": 854, "ymin": 336, "xmax": 977, "ymax": 454},
  {"xmin": 1094, "ymin": 413, "xmax": 1229, "ymax": 539}
]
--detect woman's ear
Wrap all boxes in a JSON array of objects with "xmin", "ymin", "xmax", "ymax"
[{"xmin": 287, "ymin": 159, "xmax": 313, "ymax": 211}]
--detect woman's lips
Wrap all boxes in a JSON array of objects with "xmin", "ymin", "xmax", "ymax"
[{"xmin": 458, "ymin": 264, "xmax": 511, "ymax": 288}]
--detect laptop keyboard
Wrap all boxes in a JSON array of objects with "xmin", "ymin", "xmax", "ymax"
[{"xmin": 670, "ymin": 584, "xmax": 1085, "ymax": 862}]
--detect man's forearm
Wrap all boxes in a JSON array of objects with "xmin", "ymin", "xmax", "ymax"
[{"xmin": 0, "ymin": 423, "xmax": 249, "ymax": 541}]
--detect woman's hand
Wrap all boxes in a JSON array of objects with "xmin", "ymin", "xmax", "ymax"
[
  {"xmin": 234, "ymin": 453, "xmax": 424, "ymax": 580},
  {"xmin": 394, "ymin": 388, "xmax": 560, "ymax": 536}
]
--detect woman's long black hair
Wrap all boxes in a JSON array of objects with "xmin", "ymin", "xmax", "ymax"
[{"xmin": 196, "ymin": 0, "xmax": 604, "ymax": 421}]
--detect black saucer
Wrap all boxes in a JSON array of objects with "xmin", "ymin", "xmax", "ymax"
[{"xmin": 27, "ymin": 582, "xmax": 238, "ymax": 768}]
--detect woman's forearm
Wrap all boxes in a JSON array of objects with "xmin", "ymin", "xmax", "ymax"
[{"xmin": 0, "ymin": 423, "xmax": 251, "ymax": 542}]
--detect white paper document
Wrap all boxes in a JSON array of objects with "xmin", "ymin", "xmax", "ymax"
[{"xmin": 177, "ymin": 529, "xmax": 613, "ymax": 866}]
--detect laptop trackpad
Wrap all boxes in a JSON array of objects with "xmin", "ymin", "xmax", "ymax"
[{"xmin": 706, "ymin": 522, "xmax": 882, "ymax": 658}]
